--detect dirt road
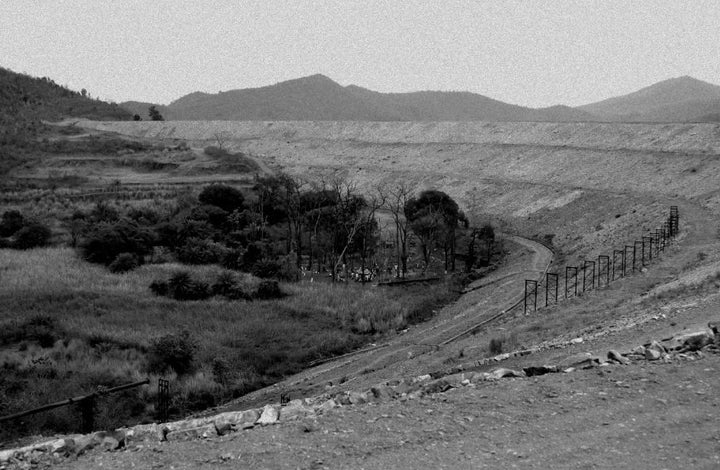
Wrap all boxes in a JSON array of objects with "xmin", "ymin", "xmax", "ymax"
[{"xmin": 212, "ymin": 235, "xmax": 552, "ymax": 413}]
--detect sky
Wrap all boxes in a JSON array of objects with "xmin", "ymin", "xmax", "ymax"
[{"xmin": 1, "ymin": 1, "xmax": 719, "ymax": 108}]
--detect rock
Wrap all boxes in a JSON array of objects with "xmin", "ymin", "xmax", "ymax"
[
  {"xmin": 422, "ymin": 379, "xmax": 453, "ymax": 395},
  {"xmin": 608, "ymin": 350, "xmax": 630, "ymax": 365},
  {"xmin": 627, "ymin": 346, "xmax": 646, "ymax": 357},
  {"xmin": 348, "ymin": 391, "xmax": 368, "ymax": 405},
  {"xmin": 667, "ymin": 331, "xmax": 714, "ymax": 352},
  {"xmin": 124, "ymin": 423, "xmax": 162, "ymax": 443},
  {"xmin": 280, "ymin": 402, "xmax": 314, "ymax": 422},
  {"xmin": 645, "ymin": 348, "xmax": 662, "ymax": 360},
  {"xmin": 407, "ymin": 390, "xmax": 424, "ymax": 400},
  {"xmin": 570, "ymin": 337, "xmax": 584, "ymax": 344},
  {"xmin": 317, "ymin": 398, "xmax": 338, "ymax": 412},
  {"xmin": 559, "ymin": 353, "xmax": 602, "ymax": 369},
  {"xmin": 47, "ymin": 438, "xmax": 74, "ymax": 455},
  {"xmin": 213, "ymin": 409, "xmax": 261, "ymax": 435},
  {"xmin": 488, "ymin": 368, "xmax": 525, "ymax": 379},
  {"xmin": 647, "ymin": 340, "xmax": 667, "ymax": 354},
  {"xmin": 523, "ymin": 365, "xmax": 559, "ymax": 377},
  {"xmin": 0, "ymin": 449, "xmax": 16, "ymax": 463},
  {"xmin": 257, "ymin": 405, "xmax": 280, "ymax": 425},
  {"xmin": 334, "ymin": 393, "xmax": 352, "ymax": 406},
  {"xmin": 165, "ymin": 423, "xmax": 217, "ymax": 441},
  {"xmin": 370, "ymin": 384, "xmax": 397, "ymax": 401},
  {"xmin": 413, "ymin": 374, "xmax": 432, "ymax": 383}
]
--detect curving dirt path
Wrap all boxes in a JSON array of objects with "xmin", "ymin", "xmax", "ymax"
[{"xmin": 213, "ymin": 235, "xmax": 553, "ymax": 413}]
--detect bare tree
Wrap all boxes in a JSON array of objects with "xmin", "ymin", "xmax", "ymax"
[
  {"xmin": 383, "ymin": 182, "xmax": 415, "ymax": 278},
  {"xmin": 213, "ymin": 131, "xmax": 231, "ymax": 151}
]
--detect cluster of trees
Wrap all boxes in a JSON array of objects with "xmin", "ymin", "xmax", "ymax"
[{"xmin": 4, "ymin": 173, "xmax": 494, "ymax": 286}]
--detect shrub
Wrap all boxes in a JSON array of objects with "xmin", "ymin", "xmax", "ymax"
[
  {"xmin": 211, "ymin": 271, "xmax": 252, "ymax": 300},
  {"xmin": 147, "ymin": 331, "xmax": 197, "ymax": 375},
  {"xmin": 198, "ymin": 184, "xmax": 245, "ymax": 213},
  {"xmin": 14, "ymin": 223, "xmax": 51, "ymax": 249},
  {"xmin": 251, "ymin": 259, "xmax": 283, "ymax": 279},
  {"xmin": 176, "ymin": 237, "xmax": 230, "ymax": 265},
  {"xmin": 255, "ymin": 280, "xmax": 283, "ymax": 300},
  {"xmin": 489, "ymin": 338, "xmax": 503, "ymax": 355},
  {"xmin": 167, "ymin": 271, "xmax": 211, "ymax": 301},
  {"xmin": 109, "ymin": 252, "xmax": 139, "ymax": 273},
  {"xmin": 149, "ymin": 279, "xmax": 169, "ymax": 297}
]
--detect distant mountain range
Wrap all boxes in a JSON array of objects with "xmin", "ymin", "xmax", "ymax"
[{"xmin": 120, "ymin": 74, "xmax": 720, "ymax": 123}]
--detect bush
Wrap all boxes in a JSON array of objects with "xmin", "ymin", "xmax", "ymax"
[
  {"xmin": 176, "ymin": 237, "xmax": 230, "ymax": 265},
  {"xmin": 147, "ymin": 331, "xmax": 197, "ymax": 375},
  {"xmin": 198, "ymin": 184, "xmax": 245, "ymax": 213},
  {"xmin": 109, "ymin": 252, "xmax": 139, "ymax": 273},
  {"xmin": 255, "ymin": 280, "xmax": 283, "ymax": 300},
  {"xmin": 167, "ymin": 271, "xmax": 211, "ymax": 301},
  {"xmin": 149, "ymin": 279, "xmax": 169, "ymax": 297},
  {"xmin": 81, "ymin": 218, "xmax": 156, "ymax": 265},
  {"xmin": 251, "ymin": 259, "xmax": 283, "ymax": 279},
  {"xmin": 14, "ymin": 223, "xmax": 51, "ymax": 249},
  {"xmin": 0, "ymin": 210, "xmax": 24, "ymax": 236}
]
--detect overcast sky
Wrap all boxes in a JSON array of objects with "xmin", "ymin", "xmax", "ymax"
[{"xmin": 1, "ymin": 1, "xmax": 718, "ymax": 107}]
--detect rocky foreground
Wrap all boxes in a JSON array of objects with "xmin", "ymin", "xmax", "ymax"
[{"xmin": 3, "ymin": 321, "xmax": 719, "ymax": 470}]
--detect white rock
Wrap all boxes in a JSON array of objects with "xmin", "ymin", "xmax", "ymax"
[{"xmin": 257, "ymin": 405, "xmax": 280, "ymax": 425}]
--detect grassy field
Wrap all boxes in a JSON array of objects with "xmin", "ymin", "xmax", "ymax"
[{"xmin": 0, "ymin": 247, "xmax": 460, "ymax": 442}]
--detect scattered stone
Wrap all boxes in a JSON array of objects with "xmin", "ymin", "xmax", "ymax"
[
  {"xmin": 570, "ymin": 337, "xmax": 584, "ymax": 344},
  {"xmin": 608, "ymin": 350, "xmax": 630, "ymax": 365},
  {"xmin": 523, "ymin": 365, "xmax": 559, "ymax": 377},
  {"xmin": 413, "ymin": 374, "xmax": 432, "ymax": 383},
  {"xmin": 257, "ymin": 405, "xmax": 280, "ymax": 425}
]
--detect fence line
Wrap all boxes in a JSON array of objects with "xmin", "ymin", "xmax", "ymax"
[{"xmin": 524, "ymin": 207, "xmax": 679, "ymax": 314}]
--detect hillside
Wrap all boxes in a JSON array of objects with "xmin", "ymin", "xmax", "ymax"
[
  {"xmin": 0, "ymin": 67, "xmax": 132, "ymax": 123},
  {"xmin": 120, "ymin": 74, "xmax": 596, "ymax": 122},
  {"xmin": 0, "ymin": 66, "xmax": 132, "ymax": 174},
  {"xmin": 578, "ymin": 76, "xmax": 720, "ymax": 122}
]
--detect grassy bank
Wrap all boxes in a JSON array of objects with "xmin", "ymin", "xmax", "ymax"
[{"xmin": 0, "ymin": 247, "xmax": 459, "ymax": 442}]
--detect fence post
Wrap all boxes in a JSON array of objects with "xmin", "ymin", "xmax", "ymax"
[
  {"xmin": 598, "ymin": 255, "xmax": 610, "ymax": 287},
  {"xmin": 80, "ymin": 394, "xmax": 95, "ymax": 434},
  {"xmin": 158, "ymin": 378, "xmax": 169, "ymax": 423},
  {"xmin": 524, "ymin": 280, "xmax": 538, "ymax": 314}
]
